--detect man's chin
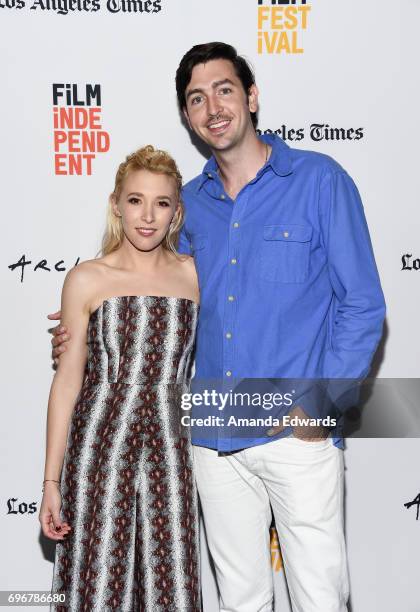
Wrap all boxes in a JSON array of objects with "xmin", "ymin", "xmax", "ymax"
[
  {"xmin": 193, "ymin": 129, "xmax": 234, "ymax": 151},
  {"xmin": 202, "ymin": 136, "xmax": 236, "ymax": 153}
]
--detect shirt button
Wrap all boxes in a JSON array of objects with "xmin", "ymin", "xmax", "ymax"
[
  {"xmin": 233, "ymin": 222, "xmax": 239, "ymax": 228},
  {"xmin": 228, "ymin": 295, "xmax": 235, "ymax": 302},
  {"xmin": 231, "ymin": 258, "xmax": 237, "ymax": 265},
  {"xmin": 226, "ymin": 370, "xmax": 232, "ymax": 377},
  {"xmin": 283, "ymin": 231, "xmax": 289, "ymax": 238},
  {"xmin": 220, "ymin": 194, "xmax": 226, "ymax": 200},
  {"xmin": 226, "ymin": 332, "xmax": 232, "ymax": 339}
]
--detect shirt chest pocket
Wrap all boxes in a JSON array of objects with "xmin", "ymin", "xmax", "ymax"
[{"xmin": 260, "ymin": 224, "xmax": 313, "ymax": 283}]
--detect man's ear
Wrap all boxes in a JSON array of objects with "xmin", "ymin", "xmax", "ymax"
[
  {"xmin": 183, "ymin": 107, "xmax": 192, "ymax": 130},
  {"xmin": 248, "ymin": 84, "xmax": 259, "ymax": 114}
]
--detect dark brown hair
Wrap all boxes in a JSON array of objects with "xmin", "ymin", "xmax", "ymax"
[{"xmin": 175, "ymin": 42, "xmax": 258, "ymax": 128}]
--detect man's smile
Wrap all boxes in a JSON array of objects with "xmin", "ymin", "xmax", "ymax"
[{"xmin": 207, "ymin": 119, "xmax": 232, "ymax": 135}]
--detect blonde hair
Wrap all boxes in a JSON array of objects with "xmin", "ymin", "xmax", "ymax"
[{"xmin": 101, "ymin": 145, "xmax": 184, "ymax": 256}]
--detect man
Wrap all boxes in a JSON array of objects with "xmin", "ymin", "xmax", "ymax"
[{"xmin": 51, "ymin": 43, "xmax": 385, "ymax": 611}]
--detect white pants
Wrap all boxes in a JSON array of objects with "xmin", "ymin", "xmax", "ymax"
[{"xmin": 193, "ymin": 436, "xmax": 349, "ymax": 612}]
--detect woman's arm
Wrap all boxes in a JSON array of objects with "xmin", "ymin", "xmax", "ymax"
[{"xmin": 40, "ymin": 265, "xmax": 92, "ymax": 539}]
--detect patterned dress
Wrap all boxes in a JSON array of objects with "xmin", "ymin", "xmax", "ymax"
[{"xmin": 51, "ymin": 296, "xmax": 201, "ymax": 612}]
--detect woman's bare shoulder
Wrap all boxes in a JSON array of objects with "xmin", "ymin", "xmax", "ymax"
[
  {"xmin": 61, "ymin": 259, "xmax": 113, "ymax": 307},
  {"xmin": 173, "ymin": 254, "xmax": 199, "ymax": 302},
  {"xmin": 177, "ymin": 253, "xmax": 196, "ymax": 268},
  {"xmin": 64, "ymin": 259, "xmax": 101, "ymax": 283}
]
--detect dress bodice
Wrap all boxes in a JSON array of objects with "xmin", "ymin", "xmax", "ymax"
[{"xmin": 85, "ymin": 295, "xmax": 198, "ymax": 386}]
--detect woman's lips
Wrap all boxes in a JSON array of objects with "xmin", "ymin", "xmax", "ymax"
[{"xmin": 136, "ymin": 228, "xmax": 157, "ymax": 237}]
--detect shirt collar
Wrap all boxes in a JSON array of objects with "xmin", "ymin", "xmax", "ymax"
[
  {"xmin": 195, "ymin": 133, "xmax": 293, "ymax": 193},
  {"xmin": 261, "ymin": 132, "xmax": 293, "ymax": 177}
]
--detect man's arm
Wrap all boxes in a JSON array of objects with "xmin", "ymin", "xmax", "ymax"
[
  {"xmin": 270, "ymin": 166, "xmax": 385, "ymax": 438},
  {"xmin": 319, "ymin": 166, "xmax": 386, "ymax": 410},
  {"xmin": 177, "ymin": 220, "xmax": 192, "ymax": 255}
]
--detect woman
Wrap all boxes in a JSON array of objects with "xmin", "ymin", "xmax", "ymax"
[{"xmin": 39, "ymin": 145, "xmax": 201, "ymax": 611}]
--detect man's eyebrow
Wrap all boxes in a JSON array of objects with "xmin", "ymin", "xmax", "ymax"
[
  {"xmin": 212, "ymin": 78, "xmax": 235, "ymax": 89},
  {"xmin": 186, "ymin": 78, "xmax": 236, "ymax": 100}
]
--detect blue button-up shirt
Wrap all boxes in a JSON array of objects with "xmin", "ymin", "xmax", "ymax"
[{"xmin": 179, "ymin": 134, "xmax": 386, "ymax": 450}]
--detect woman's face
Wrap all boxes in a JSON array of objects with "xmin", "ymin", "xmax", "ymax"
[{"xmin": 113, "ymin": 169, "xmax": 179, "ymax": 252}]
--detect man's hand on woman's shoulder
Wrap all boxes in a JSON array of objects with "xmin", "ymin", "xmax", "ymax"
[
  {"xmin": 47, "ymin": 260, "xmax": 99, "ymax": 366},
  {"xmin": 48, "ymin": 310, "xmax": 68, "ymax": 366}
]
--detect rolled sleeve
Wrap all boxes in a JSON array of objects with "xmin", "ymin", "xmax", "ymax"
[{"xmin": 177, "ymin": 223, "xmax": 192, "ymax": 256}]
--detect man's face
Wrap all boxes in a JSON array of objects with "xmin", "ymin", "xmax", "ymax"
[{"xmin": 183, "ymin": 59, "xmax": 258, "ymax": 152}]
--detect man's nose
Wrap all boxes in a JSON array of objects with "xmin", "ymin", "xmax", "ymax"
[{"xmin": 207, "ymin": 94, "xmax": 223, "ymax": 119}]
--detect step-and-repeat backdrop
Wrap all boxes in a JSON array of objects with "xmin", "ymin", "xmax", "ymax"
[{"xmin": 1, "ymin": 1, "xmax": 419, "ymax": 610}]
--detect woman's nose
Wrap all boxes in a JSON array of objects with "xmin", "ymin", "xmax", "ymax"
[{"xmin": 141, "ymin": 204, "xmax": 155, "ymax": 223}]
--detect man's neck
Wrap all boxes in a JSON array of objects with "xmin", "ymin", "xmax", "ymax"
[{"xmin": 213, "ymin": 131, "xmax": 269, "ymax": 201}]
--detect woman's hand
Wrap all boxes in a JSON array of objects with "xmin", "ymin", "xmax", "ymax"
[
  {"xmin": 48, "ymin": 311, "xmax": 70, "ymax": 366},
  {"xmin": 39, "ymin": 482, "xmax": 71, "ymax": 541}
]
